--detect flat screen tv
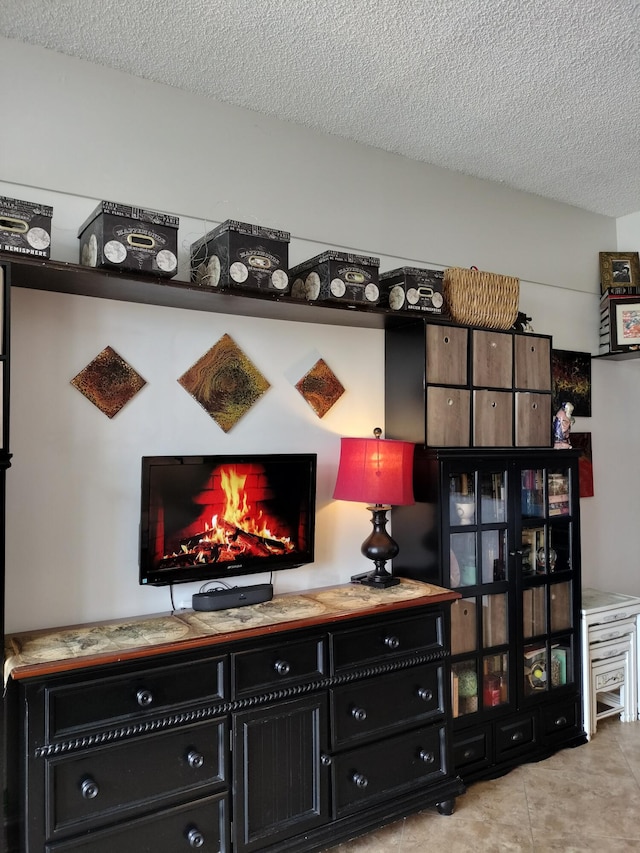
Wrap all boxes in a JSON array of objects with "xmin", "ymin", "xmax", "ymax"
[{"xmin": 140, "ymin": 454, "xmax": 317, "ymax": 587}]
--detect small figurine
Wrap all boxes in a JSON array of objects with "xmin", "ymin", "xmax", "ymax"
[{"xmin": 553, "ymin": 401, "xmax": 575, "ymax": 449}]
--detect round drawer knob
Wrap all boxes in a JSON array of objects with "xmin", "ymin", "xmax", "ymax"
[
  {"xmin": 274, "ymin": 660, "xmax": 291, "ymax": 676},
  {"xmin": 186, "ymin": 826, "xmax": 205, "ymax": 848},
  {"xmin": 384, "ymin": 635, "xmax": 400, "ymax": 650},
  {"xmin": 419, "ymin": 749, "xmax": 435, "ymax": 764},
  {"xmin": 80, "ymin": 777, "xmax": 99, "ymax": 800},
  {"xmin": 511, "ymin": 731, "xmax": 524, "ymax": 742},
  {"xmin": 351, "ymin": 707, "xmax": 367, "ymax": 722},
  {"xmin": 352, "ymin": 772, "xmax": 369, "ymax": 788},
  {"xmin": 417, "ymin": 687, "xmax": 433, "ymax": 702},
  {"xmin": 463, "ymin": 748, "xmax": 474, "ymax": 759},
  {"xmin": 320, "ymin": 753, "xmax": 332, "ymax": 766},
  {"xmin": 136, "ymin": 688, "xmax": 154, "ymax": 707},
  {"xmin": 187, "ymin": 749, "xmax": 204, "ymax": 769},
  {"xmin": 555, "ymin": 716, "xmax": 567, "ymax": 727}
]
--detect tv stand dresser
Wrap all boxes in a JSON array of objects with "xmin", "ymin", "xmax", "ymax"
[{"xmin": 4, "ymin": 579, "xmax": 463, "ymax": 853}]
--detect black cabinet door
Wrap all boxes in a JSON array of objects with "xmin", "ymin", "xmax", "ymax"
[{"xmin": 232, "ymin": 693, "xmax": 330, "ymax": 853}]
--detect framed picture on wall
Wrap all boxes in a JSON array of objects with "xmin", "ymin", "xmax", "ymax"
[
  {"xmin": 551, "ymin": 349, "xmax": 591, "ymax": 418},
  {"xmin": 599, "ymin": 252, "xmax": 640, "ymax": 294},
  {"xmin": 611, "ymin": 298, "xmax": 640, "ymax": 350}
]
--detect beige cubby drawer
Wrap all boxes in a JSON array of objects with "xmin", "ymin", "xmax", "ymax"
[
  {"xmin": 473, "ymin": 389, "xmax": 513, "ymax": 446},
  {"xmin": 472, "ymin": 329, "xmax": 513, "ymax": 389},
  {"xmin": 515, "ymin": 392, "xmax": 552, "ymax": 447},
  {"xmin": 425, "ymin": 324, "xmax": 468, "ymax": 385},
  {"xmin": 514, "ymin": 335, "xmax": 552, "ymax": 390},
  {"xmin": 426, "ymin": 386, "xmax": 471, "ymax": 447}
]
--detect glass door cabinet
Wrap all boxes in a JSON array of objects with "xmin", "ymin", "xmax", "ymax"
[{"xmin": 393, "ymin": 447, "xmax": 584, "ymax": 782}]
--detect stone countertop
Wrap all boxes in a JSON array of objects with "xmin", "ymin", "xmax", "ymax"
[{"xmin": 4, "ymin": 579, "xmax": 458, "ymax": 683}]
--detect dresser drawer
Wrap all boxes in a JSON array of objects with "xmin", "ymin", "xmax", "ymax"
[
  {"xmin": 426, "ymin": 324, "xmax": 468, "ymax": 385},
  {"xmin": 331, "ymin": 612, "xmax": 444, "ymax": 673},
  {"xmin": 46, "ymin": 793, "xmax": 228, "ymax": 852},
  {"xmin": 232, "ymin": 636, "xmax": 326, "ymax": 697},
  {"xmin": 494, "ymin": 713, "xmax": 537, "ymax": 760},
  {"xmin": 331, "ymin": 664, "xmax": 444, "ymax": 748},
  {"xmin": 332, "ymin": 723, "xmax": 446, "ymax": 817},
  {"xmin": 47, "ymin": 718, "xmax": 227, "ymax": 836},
  {"xmin": 452, "ymin": 727, "xmax": 490, "ymax": 772},
  {"xmin": 47, "ymin": 656, "xmax": 227, "ymax": 739},
  {"xmin": 540, "ymin": 698, "xmax": 580, "ymax": 743}
]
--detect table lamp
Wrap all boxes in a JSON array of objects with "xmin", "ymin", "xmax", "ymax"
[{"xmin": 333, "ymin": 428, "xmax": 415, "ymax": 588}]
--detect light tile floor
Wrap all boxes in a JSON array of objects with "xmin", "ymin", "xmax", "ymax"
[{"xmin": 323, "ymin": 717, "xmax": 640, "ymax": 852}]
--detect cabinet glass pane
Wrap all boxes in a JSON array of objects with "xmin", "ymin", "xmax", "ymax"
[
  {"xmin": 452, "ymin": 660, "xmax": 479, "ymax": 717},
  {"xmin": 483, "ymin": 652, "xmax": 508, "ymax": 708},
  {"xmin": 482, "ymin": 593, "xmax": 508, "ymax": 646},
  {"xmin": 548, "ymin": 468, "xmax": 570, "ymax": 517},
  {"xmin": 551, "ymin": 642, "xmax": 571, "ymax": 688},
  {"xmin": 550, "ymin": 582, "xmax": 572, "ymax": 631},
  {"xmin": 480, "ymin": 471, "xmax": 505, "ymax": 523},
  {"xmin": 450, "ymin": 533, "xmax": 476, "ymax": 587},
  {"xmin": 548, "ymin": 523, "xmax": 571, "ymax": 573},
  {"xmin": 449, "ymin": 472, "xmax": 475, "ymax": 525},
  {"xmin": 521, "ymin": 469, "xmax": 544, "ymax": 518},
  {"xmin": 521, "ymin": 527, "xmax": 544, "ymax": 576},
  {"xmin": 524, "ymin": 644, "xmax": 548, "ymax": 696},
  {"xmin": 482, "ymin": 529, "xmax": 506, "ymax": 582},
  {"xmin": 523, "ymin": 586, "xmax": 546, "ymax": 638},
  {"xmin": 450, "ymin": 597, "xmax": 477, "ymax": 654}
]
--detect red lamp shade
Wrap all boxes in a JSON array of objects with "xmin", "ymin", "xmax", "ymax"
[{"xmin": 333, "ymin": 436, "xmax": 415, "ymax": 507}]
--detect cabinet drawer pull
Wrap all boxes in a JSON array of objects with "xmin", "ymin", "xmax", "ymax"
[
  {"xmin": 510, "ymin": 730, "xmax": 524, "ymax": 742},
  {"xmin": 351, "ymin": 706, "xmax": 367, "ymax": 722},
  {"xmin": 351, "ymin": 772, "xmax": 369, "ymax": 788},
  {"xmin": 417, "ymin": 687, "xmax": 433, "ymax": 702},
  {"xmin": 554, "ymin": 716, "xmax": 567, "ymax": 727},
  {"xmin": 274, "ymin": 660, "xmax": 291, "ymax": 676},
  {"xmin": 187, "ymin": 749, "xmax": 204, "ymax": 769},
  {"xmin": 136, "ymin": 688, "xmax": 154, "ymax": 707},
  {"xmin": 463, "ymin": 748, "xmax": 475, "ymax": 759},
  {"xmin": 320, "ymin": 753, "xmax": 332, "ymax": 766},
  {"xmin": 186, "ymin": 826, "xmax": 205, "ymax": 848},
  {"xmin": 384, "ymin": 635, "xmax": 400, "ymax": 650},
  {"xmin": 419, "ymin": 749, "xmax": 435, "ymax": 764},
  {"xmin": 80, "ymin": 777, "xmax": 99, "ymax": 800}
]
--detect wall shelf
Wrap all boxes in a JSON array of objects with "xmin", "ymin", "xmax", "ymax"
[
  {"xmin": 3, "ymin": 252, "xmax": 408, "ymax": 331},
  {"xmin": 593, "ymin": 350, "xmax": 640, "ymax": 362}
]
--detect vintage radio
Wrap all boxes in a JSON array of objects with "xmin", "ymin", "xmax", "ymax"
[
  {"xmin": 379, "ymin": 267, "xmax": 445, "ymax": 314},
  {"xmin": 0, "ymin": 196, "xmax": 53, "ymax": 258},
  {"xmin": 290, "ymin": 250, "xmax": 380, "ymax": 307},
  {"xmin": 78, "ymin": 201, "xmax": 179, "ymax": 278},
  {"xmin": 190, "ymin": 219, "xmax": 290, "ymax": 293}
]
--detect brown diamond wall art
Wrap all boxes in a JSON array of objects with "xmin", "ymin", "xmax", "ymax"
[
  {"xmin": 295, "ymin": 357, "xmax": 345, "ymax": 418},
  {"xmin": 71, "ymin": 346, "xmax": 147, "ymax": 418},
  {"xmin": 178, "ymin": 334, "xmax": 270, "ymax": 432}
]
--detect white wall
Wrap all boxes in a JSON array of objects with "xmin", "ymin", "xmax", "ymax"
[{"xmin": 2, "ymin": 37, "xmax": 636, "ymax": 633}]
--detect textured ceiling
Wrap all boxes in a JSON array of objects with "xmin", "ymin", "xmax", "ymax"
[{"xmin": 2, "ymin": 0, "xmax": 640, "ymax": 218}]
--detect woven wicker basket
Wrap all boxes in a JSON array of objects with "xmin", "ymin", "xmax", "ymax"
[{"xmin": 443, "ymin": 267, "xmax": 519, "ymax": 330}]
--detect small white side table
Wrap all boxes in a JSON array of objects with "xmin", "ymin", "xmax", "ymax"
[{"xmin": 581, "ymin": 588, "xmax": 640, "ymax": 739}]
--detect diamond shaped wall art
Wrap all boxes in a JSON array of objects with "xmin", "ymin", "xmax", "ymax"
[
  {"xmin": 295, "ymin": 357, "xmax": 345, "ymax": 418},
  {"xmin": 178, "ymin": 334, "xmax": 270, "ymax": 432},
  {"xmin": 71, "ymin": 345, "xmax": 147, "ymax": 418}
]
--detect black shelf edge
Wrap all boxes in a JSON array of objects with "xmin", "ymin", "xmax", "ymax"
[{"xmin": 3, "ymin": 253, "xmax": 407, "ymax": 331}]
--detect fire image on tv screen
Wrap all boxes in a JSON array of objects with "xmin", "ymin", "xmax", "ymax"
[{"xmin": 139, "ymin": 454, "xmax": 317, "ymax": 587}]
